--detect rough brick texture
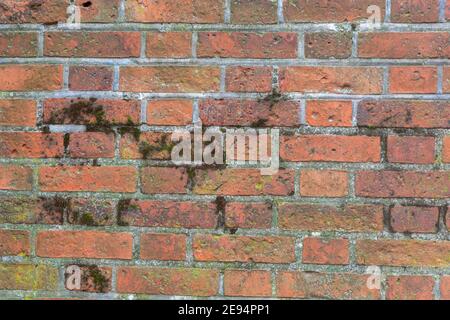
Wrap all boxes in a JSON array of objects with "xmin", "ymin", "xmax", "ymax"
[{"xmin": 0, "ymin": 0, "xmax": 448, "ymax": 301}]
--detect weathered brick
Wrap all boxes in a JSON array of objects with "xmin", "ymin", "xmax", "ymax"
[
  {"xmin": 75, "ymin": 0, "xmax": 119, "ymax": 22},
  {"xmin": 305, "ymin": 32, "xmax": 352, "ymax": 59},
  {"xmin": 197, "ymin": 32, "xmax": 298, "ymax": 59},
  {"xmin": 0, "ymin": 32, "xmax": 37, "ymax": 57},
  {"xmin": 0, "ymin": 132, "xmax": 65, "ymax": 158},
  {"xmin": 224, "ymin": 270, "xmax": 272, "ymax": 297},
  {"xmin": 39, "ymin": 166, "xmax": 137, "ymax": 193},
  {"xmin": 225, "ymin": 202, "xmax": 273, "ymax": 229},
  {"xmin": 65, "ymin": 265, "xmax": 112, "ymax": 293},
  {"xmin": 358, "ymin": 32, "xmax": 450, "ymax": 58},
  {"xmin": 117, "ymin": 267, "xmax": 219, "ymax": 296},
  {"xmin": 0, "ymin": 230, "xmax": 30, "ymax": 256},
  {"xmin": 125, "ymin": 0, "xmax": 224, "ymax": 23},
  {"xmin": 358, "ymin": 100, "xmax": 450, "ymax": 128},
  {"xmin": 120, "ymin": 132, "xmax": 173, "ymax": 160},
  {"xmin": 0, "ymin": 197, "xmax": 65, "ymax": 225},
  {"xmin": 303, "ymin": 238, "xmax": 349, "ymax": 265},
  {"xmin": 387, "ymin": 276, "xmax": 435, "ymax": 300},
  {"xmin": 0, "ymin": 165, "xmax": 33, "ymax": 191},
  {"xmin": 199, "ymin": 99, "xmax": 300, "ymax": 127},
  {"xmin": 281, "ymin": 135, "xmax": 381, "ymax": 162},
  {"xmin": 277, "ymin": 271, "xmax": 380, "ymax": 299},
  {"xmin": 193, "ymin": 235, "xmax": 296, "ymax": 263},
  {"xmin": 306, "ymin": 100, "xmax": 353, "ymax": 127},
  {"xmin": 444, "ymin": 67, "xmax": 450, "ymax": 93},
  {"xmin": 300, "ymin": 170, "xmax": 348, "ymax": 197},
  {"xmin": 45, "ymin": 32, "xmax": 140, "ymax": 57},
  {"xmin": 389, "ymin": 66, "xmax": 437, "ymax": 94},
  {"xmin": 68, "ymin": 132, "xmax": 115, "ymax": 158},
  {"xmin": 140, "ymin": 233, "xmax": 187, "ymax": 261},
  {"xmin": 146, "ymin": 32, "xmax": 192, "ymax": 58},
  {"xmin": 120, "ymin": 66, "xmax": 220, "ymax": 92},
  {"xmin": 69, "ymin": 66, "xmax": 113, "ymax": 91},
  {"xmin": 390, "ymin": 205, "xmax": 440, "ymax": 233},
  {"xmin": 0, "ymin": 0, "xmax": 68, "ymax": 24},
  {"xmin": 225, "ymin": 67, "xmax": 273, "ymax": 93},
  {"xmin": 442, "ymin": 276, "xmax": 450, "ymax": 300},
  {"xmin": 387, "ymin": 136, "xmax": 436, "ymax": 164},
  {"xmin": 0, "ymin": 65, "xmax": 63, "ymax": 91},
  {"xmin": 443, "ymin": 136, "xmax": 450, "ymax": 163},
  {"xmin": 279, "ymin": 67, "xmax": 383, "ymax": 94},
  {"xmin": 67, "ymin": 198, "xmax": 115, "ymax": 226},
  {"xmin": 118, "ymin": 199, "xmax": 217, "ymax": 229},
  {"xmin": 141, "ymin": 167, "xmax": 189, "ymax": 194},
  {"xmin": 278, "ymin": 204, "xmax": 384, "ymax": 232},
  {"xmin": 147, "ymin": 100, "xmax": 193, "ymax": 126},
  {"xmin": 37, "ymin": 231, "xmax": 133, "ymax": 259},
  {"xmin": 0, "ymin": 264, "xmax": 58, "ymax": 291},
  {"xmin": 391, "ymin": 0, "xmax": 440, "ymax": 23},
  {"xmin": 192, "ymin": 168, "xmax": 295, "ymax": 196},
  {"xmin": 356, "ymin": 239, "xmax": 450, "ymax": 267},
  {"xmin": 0, "ymin": 100, "xmax": 36, "ymax": 127},
  {"xmin": 356, "ymin": 171, "xmax": 450, "ymax": 198},
  {"xmin": 231, "ymin": 0, "xmax": 277, "ymax": 24}
]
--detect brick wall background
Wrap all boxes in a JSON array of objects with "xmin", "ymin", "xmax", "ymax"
[{"xmin": 0, "ymin": 0, "xmax": 449, "ymax": 300}]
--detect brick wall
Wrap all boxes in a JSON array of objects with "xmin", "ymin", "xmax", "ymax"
[{"xmin": 0, "ymin": 0, "xmax": 449, "ymax": 300}]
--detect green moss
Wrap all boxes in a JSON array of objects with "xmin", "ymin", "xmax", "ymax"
[
  {"xmin": 138, "ymin": 135, "xmax": 175, "ymax": 159},
  {"xmin": 86, "ymin": 266, "xmax": 109, "ymax": 293}
]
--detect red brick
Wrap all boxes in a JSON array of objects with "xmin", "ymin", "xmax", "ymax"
[
  {"xmin": 0, "ymin": 132, "xmax": 64, "ymax": 158},
  {"xmin": 141, "ymin": 167, "xmax": 188, "ymax": 194},
  {"xmin": 125, "ymin": 0, "xmax": 224, "ymax": 23},
  {"xmin": 193, "ymin": 235, "xmax": 296, "ymax": 263},
  {"xmin": 443, "ymin": 136, "xmax": 450, "ymax": 163},
  {"xmin": 192, "ymin": 168, "xmax": 295, "ymax": 196},
  {"xmin": 0, "ymin": 197, "xmax": 64, "ymax": 225},
  {"xmin": 303, "ymin": 238, "xmax": 349, "ymax": 265},
  {"xmin": 67, "ymin": 198, "xmax": 115, "ymax": 226},
  {"xmin": 305, "ymin": 32, "xmax": 352, "ymax": 59},
  {"xmin": 0, "ymin": 32, "xmax": 37, "ymax": 57},
  {"xmin": 0, "ymin": 264, "xmax": 58, "ymax": 291},
  {"xmin": 389, "ymin": 66, "xmax": 437, "ymax": 94},
  {"xmin": 300, "ymin": 170, "xmax": 348, "ymax": 197},
  {"xmin": 277, "ymin": 271, "xmax": 380, "ymax": 299},
  {"xmin": 0, "ymin": 65, "xmax": 63, "ymax": 91},
  {"xmin": 120, "ymin": 132, "xmax": 173, "ymax": 160},
  {"xmin": 37, "ymin": 231, "xmax": 133, "ymax": 259},
  {"xmin": 225, "ymin": 202, "xmax": 273, "ymax": 229},
  {"xmin": 199, "ymin": 99, "xmax": 300, "ymax": 127},
  {"xmin": 64, "ymin": 265, "xmax": 112, "ymax": 293},
  {"xmin": 45, "ymin": 32, "xmax": 140, "ymax": 58},
  {"xmin": 224, "ymin": 270, "xmax": 272, "ymax": 297},
  {"xmin": 69, "ymin": 66, "xmax": 113, "ymax": 91},
  {"xmin": 391, "ymin": 0, "xmax": 440, "ymax": 23},
  {"xmin": 358, "ymin": 32, "xmax": 450, "ymax": 58},
  {"xmin": 279, "ymin": 67, "xmax": 383, "ymax": 94},
  {"xmin": 387, "ymin": 136, "xmax": 436, "ymax": 164},
  {"xmin": 117, "ymin": 267, "xmax": 219, "ymax": 296},
  {"xmin": 356, "ymin": 239, "xmax": 450, "ymax": 267},
  {"xmin": 281, "ymin": 135, "xmax": 381, "ymax": 162},
  {"xmin": 306, "ymin": 100, "xmax": 353, "ymax": 127},
  {"xmin": 118, "ymin": 199, "xmax": 217, "ymax": 229},
  {"xmin": 140, "ymin": 233, "xmax": 187, "ymax": 261},
  {"xmin": 444, "ymin": 67, "xmax": 450, "ymax": 93},
  {"xmin": 0, "ymin": 165, "xmax": 33, "ymax": 191},
  {"xmin": 356, "ymin": 171, "xmax": 450, "ymax": 198},
  {"xmin": 68, "ymin": 132, "xmax": 115, "ymax": 158},
  {"xmin": 447, "ymin": 0, "xmax": 450, "ymax": 20},
  {"xmin": 442, "ymin": 276, "xmax": 450, "ymax": 300},
  {"xmin": 231, "ymin": 0, "xmax": 277, "ymax": 24},
  {"xmin": 0, "ymin": 100, "xmax": 36, "ymax": 127},
  {"xmin": 0, "ymin": 230, "xmax": 29, "ymax": 256},
  {"xmin": 358, "ymin": 100, "xmax": 450, "ymax": 128},
  {"xmin": 43, "ymin": 98, "xmax": 140, "ymax": 125},
  {"xmin": 39, "ymin": 166, "xmax": 137, "ymax": 193},
  {"xmin": 278, "ymin": 203, "xmax": 384, "ymax": 232},
  {"xmin": 146, "ymin": 32, "xmax": 192, "ymax": 58},
  {"xmin": 75, "ymin": 0, "xmax": 119, "ymax": 22},
  {"xmin": 390, "ymin": 205, "xmax": 440, "ymax": 233},
  {"xmin": 387, "ymin": 276, "xmax": 435, "ymax": 300},
  {"xmin": 147, "ymin": 100, "xmax": 193, "ymax": 126},
  {"xmin": 0, "ymin": 0, "xmax": 68, "ymax": 24},
  {"xmin": 120, "ymin": 66, "xmax": 220, "ymax": 92},
  {"xmin": 197, "ymin": 32, "xmax": 298, "ymax": 59},
  {"xmin": 225, "ymin": 67, "xmax": 272, "ymax": 93}
]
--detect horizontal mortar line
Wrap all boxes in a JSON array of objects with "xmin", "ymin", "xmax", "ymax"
[
  {"xmin": 0, "ymin": 22, "xmax": 450, "ymax": 31},
  {"xmin": 2, "ymin": 91, "xmax": 450, "ymax": 100},
  {"xmin": 1, "ymin": 57, "xmax": 450, "ymax": 66}
]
